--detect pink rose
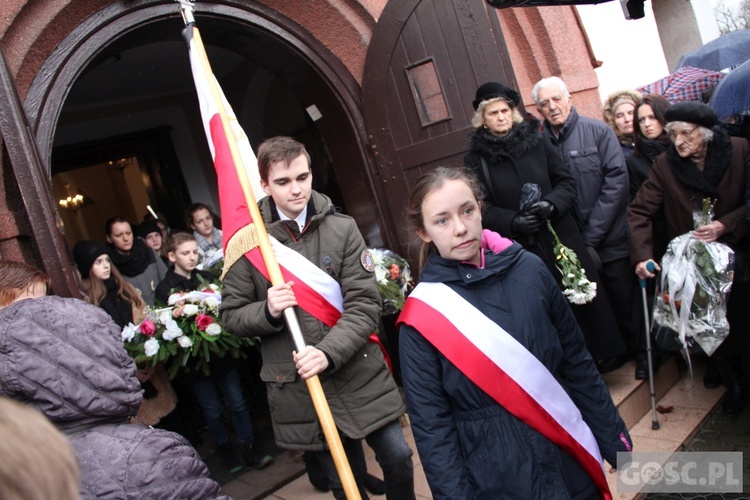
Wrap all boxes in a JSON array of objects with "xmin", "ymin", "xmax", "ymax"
[
  {"xmin": 195, "ymin": 313, "xmax": 213, "ymax": 331},
  {"xmin": 173, "ymin": 307, "xmax": 183, "ymax": 318},
  {"xmin": 139, "ymin": 319, "xmax": 156, "ymax": 336}
]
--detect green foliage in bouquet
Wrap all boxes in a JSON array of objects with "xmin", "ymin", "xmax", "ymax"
[
  {"xmin": 198, "ymin": 255, "xmax": 225, "ymax": 279},
  {"xmin": 122, "ymin": 278, "xmax": 256, "ymax": 379},
  {"xmin": 369, "ymin": 248, "xmax": 413, "ymax": 315}
]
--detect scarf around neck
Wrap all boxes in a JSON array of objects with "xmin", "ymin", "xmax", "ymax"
[
  {"xmin": 665, "ymin": 127, "xmax": 733, "ymax": 200},
  {"xmin": 195, "ymin": 228, "xmax": 222, "ymax": 253},
  {"xmin": 108, "ymin": 238, "xmax": 154, "ymax": 277}
]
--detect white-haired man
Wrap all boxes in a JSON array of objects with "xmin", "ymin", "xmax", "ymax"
[{"xmin": 532, "ymin": 76, "xmax": 647, "ymax": 378}]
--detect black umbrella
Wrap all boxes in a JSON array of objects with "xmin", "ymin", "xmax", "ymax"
[
  {"xmin": 676, "ymin": 29, "xmax": 750, "ymax": 72},
  {"xmin": 709, "ymin": 59, "xmax": 750, "ymax": 119}
]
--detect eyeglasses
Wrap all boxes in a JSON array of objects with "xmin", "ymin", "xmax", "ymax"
[{"xmin": 668, "ymin": 126, "xmax": 699, "ymax": 141}]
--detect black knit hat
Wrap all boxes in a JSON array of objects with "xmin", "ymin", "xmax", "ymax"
[
  {"xmin": 73, "ymin": 240, "xmax": 110, "ymax": 278},
  {"xmin": 664, "ymin": 101, "xmax": 718, "ymax": 129},
  {"xmin": 473, "ymin": 81, "xmax": 520, "ymax": 110},
  {"xmin": 136, "ymin": 220, "xmax": 161, "ymax": 240}
]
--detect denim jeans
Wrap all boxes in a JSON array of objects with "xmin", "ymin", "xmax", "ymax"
[
  {"xmin": 316, "ymin": 419, "xmax": 414, "ymax": 500},
  {"xmin": 191, "ymin": 367, "xmax": 254, "ymax": 446}
]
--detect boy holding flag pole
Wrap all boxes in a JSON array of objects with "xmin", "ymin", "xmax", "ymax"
[
  {"xmin": 220, "ymin": 137, "xmax": 413, "ymax": 499},
  {"xmin": 177, "ymin": 2, "xmax": 412, "ymax": 498}
]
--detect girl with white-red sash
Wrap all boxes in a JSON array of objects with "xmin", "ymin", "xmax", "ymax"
[{"xmin": 398, "ymin": 166, "xmax": 631, "ymax": 499}]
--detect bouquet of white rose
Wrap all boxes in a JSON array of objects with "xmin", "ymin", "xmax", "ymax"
[
  {"xmin": 122, "ymin": 281, "xmax": 255, "ymax": 378},
  {"xmin": 652, "ymin": 198, "xmax": 735, "ymax": 356},
  {"xmin": 546, "ymin": 221, "xmax": 596, "ymax": 305}
]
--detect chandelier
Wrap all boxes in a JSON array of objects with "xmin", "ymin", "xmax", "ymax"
[
  {"xmin": 59, "ymin": 193, "xmax": 85, "ymax": 210},
  {"xmin": 58, "ymin": 183, "xmax": 90, "ymax": 212}
]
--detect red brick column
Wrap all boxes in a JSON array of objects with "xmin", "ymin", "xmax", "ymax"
[{"xmin": 497, "ymin": 6, "xmax": 604, "ymax": 119}]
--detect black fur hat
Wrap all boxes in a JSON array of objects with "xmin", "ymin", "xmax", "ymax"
[
  {"xmin": 664, "ymin": 101, "xmax": 718, "ymax": 129},
  {"xmin": 473, "ymin": 81, "xmax": 520, "ymax": 110}
]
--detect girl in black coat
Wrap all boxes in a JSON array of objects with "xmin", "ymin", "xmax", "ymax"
[
  {"xmin": 627, "ymin": 94, "xmax": 672, "ymax": 199},
  {"xmin": 73, "ymin": 239, "xmax": 177, "ymax": 427}
]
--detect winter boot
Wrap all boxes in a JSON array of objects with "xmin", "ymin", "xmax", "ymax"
[
  {"xmin": 717, "ymin": 356, "xmax": 746, "ymax": 418},
  {"xmin": 364, "ymin": 474, "xmax": 386, "ymax": 495},
  {"xmin": 217, "ymin": 442, "xmax": 243, "ymax": 474},
  {"xmin": 241, "ymin": 442, "xmax": 273, "ymax": 469},
  {"xmin": 303, "ymin": 451, "xmax": 330, "ymax": 492}
]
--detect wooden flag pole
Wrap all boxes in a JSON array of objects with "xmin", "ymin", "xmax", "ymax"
[{"xmin": 179, "ymin": 3, "xmax": 361, "ymax": 498}]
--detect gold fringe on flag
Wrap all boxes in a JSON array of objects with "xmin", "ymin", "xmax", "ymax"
[{"xmin": 221, "ymin": 223, "xmax": 261, "ymax": 281}]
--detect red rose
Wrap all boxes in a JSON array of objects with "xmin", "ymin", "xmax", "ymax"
[
  {"xmin": 139, "ymin": 319, "xmax": 156, "ymax": 336},
  {"xmin": 389, "ymin": 263, "xmax": 400, "ymax": 280},
  {"xmin": 195, "ymin": 313, "xmax": 213, "ymax": 331},
  {"xmin": 203, "ymin": 288, "xmax": 214, "ymax": 293}
]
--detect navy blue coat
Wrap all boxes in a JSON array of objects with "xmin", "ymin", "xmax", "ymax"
[
  {"xmin": 399, "ymin": 244, "xmax": 630, "ymax": 499},
  {"xmin": 544, "ymin": 108, "xmax": 630, "ymax": 264}
]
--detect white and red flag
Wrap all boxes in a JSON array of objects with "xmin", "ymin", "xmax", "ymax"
[
  {"xmin": 184, "ymin": 24, "xmax": 264, "ymax": 229},
  {"xmin": 181, "ymin": 6, "xmax": 360, "ymax": 496},
  {"xmin": 184, "ymin": 24, "xmax": 344, "ymax": 325}
]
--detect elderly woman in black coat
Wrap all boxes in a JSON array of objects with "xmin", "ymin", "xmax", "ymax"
[
  {"xmin": 628, "ymin": 102, "xmax": 750, "ymax": 417},
  {"xmin": 464, "ymin": 81, "xmax": 628, "ymax": 370}
]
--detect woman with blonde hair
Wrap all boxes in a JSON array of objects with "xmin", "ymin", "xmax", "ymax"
[
  {"xmin": 603, "ymin": 89, "xmax": 642, "ymax": 160},
  {"xmin": 0, "ymin": 397, "xmax": 80, "ymax": 500}
]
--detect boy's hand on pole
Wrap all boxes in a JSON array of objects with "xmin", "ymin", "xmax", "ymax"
[
  {"xmin": 267, "ymin": 281, "xmax": 297, "ymax": 318},
  {"xmin": 294, "ymin": 346, "xmax": 329, "ymax": 379}
]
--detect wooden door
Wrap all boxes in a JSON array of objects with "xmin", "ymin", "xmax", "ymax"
[{"xmin": 362, "ymin": 0, "xmax": 518, "ymax": 262}]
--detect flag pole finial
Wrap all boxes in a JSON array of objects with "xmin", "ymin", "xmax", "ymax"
[{"xmin": 178, "ymin": 0, "xmax": 195, "ymax": 25}]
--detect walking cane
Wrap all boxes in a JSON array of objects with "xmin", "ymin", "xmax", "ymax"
[{"xmin": 640, "ymin": 261, "xmax": 660, "ymax": 430}]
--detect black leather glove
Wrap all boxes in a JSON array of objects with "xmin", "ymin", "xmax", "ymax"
[
  {"xmin": 511, "ymin": 213, "xmax": 543, "ymax": 234},
  {"xmin": 527, "ymin": 200, "xmax": 556, "ymax": 219}
]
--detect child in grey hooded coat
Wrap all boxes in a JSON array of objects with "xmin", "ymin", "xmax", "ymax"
[{"xmin": 0, "ymin": 295, "xmax": 228, "ymax": 499}]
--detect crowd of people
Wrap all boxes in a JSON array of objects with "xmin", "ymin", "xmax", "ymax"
[
  {"xmin": 0, "ymin": 75, "xmax": 748, "ymax": 498},
  {"xmin": 464, "ymin": 78, "xmax": 750, "ymax": 393}
]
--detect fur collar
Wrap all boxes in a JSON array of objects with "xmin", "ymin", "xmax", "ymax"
[
  {"xmin": 665, "ymin": 127, "xmax": 733, "ymax": 198},
  {"xmin": 469, "ymin": 118, "xmax": 543, "ymax": 163}
]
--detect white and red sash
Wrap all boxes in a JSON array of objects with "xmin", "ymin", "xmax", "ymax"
[
  {"xmin": 398, "ymin": 282, "xmax": 611, "ymax": 500},
  {"xmin": 246, "ymin": 237, "xmax": 344, "ymax": 327},
  {"xmin": 244, "ymin": 239, "xmax": 391, "ymax": 370}
]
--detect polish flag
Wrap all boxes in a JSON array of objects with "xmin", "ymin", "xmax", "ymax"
[{"xmin": 184, "ymin": 24, "xmax": 348, "ymax": 329}]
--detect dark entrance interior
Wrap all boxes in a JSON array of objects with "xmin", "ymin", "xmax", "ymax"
[{"xmin": 52, "ymin": 15, "xmax": 349, "ymax": 248}]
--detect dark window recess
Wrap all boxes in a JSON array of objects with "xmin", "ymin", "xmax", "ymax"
[{"xmin": 406, "ymin": 60, "xmax": 450, "ymax": 126}]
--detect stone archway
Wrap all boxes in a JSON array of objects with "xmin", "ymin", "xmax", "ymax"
[{"xmin": 19, "ymin": 1, "xmax": 385, "ymax": 294}]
